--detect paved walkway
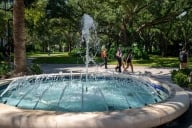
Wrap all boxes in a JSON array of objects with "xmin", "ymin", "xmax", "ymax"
[
  {"xmin": 39, "ymin": 64, "xmax": 192, "ymax": 128},
  {"xmin": 40, "ymin": 64, "xmax": 173, "ymax": 76}
]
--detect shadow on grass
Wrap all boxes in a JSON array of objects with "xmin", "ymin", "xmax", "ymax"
[
  {"xmin": 32, "ymin": 56, "xmax": 84, "ymax": 64},
  {"xmin": 134, "ymin": 56, "xmax": 179, "ymax": 68},
  {"xmin": 30, "ymin": 54, "xmax": 181, "ymax": 68}
]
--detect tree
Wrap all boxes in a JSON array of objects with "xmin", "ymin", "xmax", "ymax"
[
  {"xmin": 24, "ymin": 0, "xmax": 192, "ymax": 58},
  {"xmin": 13, "ymin": 0, "xmax": 27, "ymax": 74}
]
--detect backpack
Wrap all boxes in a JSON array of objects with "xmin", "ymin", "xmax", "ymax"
[{"xmin": 179, "ymin": 52, "xmax": 187, "ymax": 62}]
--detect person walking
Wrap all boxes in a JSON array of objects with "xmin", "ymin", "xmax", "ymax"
[
  {"xmin": 100, "ymin": 48, "xmax": 107, "ymax": 69},
  {"xmin": 123, "ymin": 49, "xmax": 134, "ymax": 73},
  {"xmin": 179, "ymin": 47, "xmax": 188, "ymax": 69},
  {"xmin": 115, "ymin": 47, "xmax": 122, "ymax": 72}
]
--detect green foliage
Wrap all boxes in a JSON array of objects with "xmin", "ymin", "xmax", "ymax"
[
  {"xmin": 178, "ymin": 68, "xmax": 192, "ymax": 75},
  {"xmin": 173, "ymin": 72, "xmax": 189, "ymax": 87},
  {"xmin": 131, "ymin": 44, "xmax": 149, "ymax": 59},
  {"xmin": 188, "ymin": 83, "xmax": 192, "ymax": 89},
  {"xmin": 23, "ymin": 0, "xmax": 192, "ymax": 56},
  {"xmin": 46, "ymin": 0, "xmax": 74, "ymax": 19},
  {"xmin": 171, "ymin": 69, "xmax": 178, "ymax": 80},
  {"xmin": 69, "ymin": 48, "xmax": 85, "ymax": 57},
  {"xmin": 0, "ymin": 63, "xmax": 9, "ymax": 76},
  {"xmin": 24, "ymin": 0, "xmax": 37, "ymax": 8},
  {"xmin": 29, "ymin": 64, "xmax": 43, "ymax": 74},
  {"xmin": 171, "ymin": 68, "xmax": 192, "ymax": 88},
  {"xmin": 0, "ymin": 64, "xmax": 8, "ymax": 75},
  {"xmin": 107, "ymin": 47, "xmax": 116, "ymax": 60}
]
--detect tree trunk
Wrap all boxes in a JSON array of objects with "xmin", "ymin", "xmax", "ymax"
[
  {"xmin": 13, "ymin": 0, "xmax": 27, "ymax": 74},
  {"xmin": 120, "ymin": 19, "xmax": 128, "ymax": 45},
  {"xmin": 159, "ymin": 33, "xmax": 168, "ymax": 57}
]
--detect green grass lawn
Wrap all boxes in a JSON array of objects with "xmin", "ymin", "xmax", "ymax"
[
  {"xmin": 27, "ymin": 52, "xmax": 191, "ymax": 68},
  {"xmin": 28, "ymin": 52, "xmax": 84, "ymax": 64},
  {"xmin": 133, "ymin": 55, "xmax": 180, "ymax": 67}
]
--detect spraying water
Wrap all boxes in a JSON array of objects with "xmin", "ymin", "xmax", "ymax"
[
  {"xmin": 80, "ymin": 14, "xmax": 100, "ymax": 110},
  {"xmin": 81, "ymin": 14, "xmax": 99, "ymax": 79}
]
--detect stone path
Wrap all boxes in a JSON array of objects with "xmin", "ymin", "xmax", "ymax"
[{"xmin": 39, "ymin": 64, "xmax": 192, "ymax": 128}]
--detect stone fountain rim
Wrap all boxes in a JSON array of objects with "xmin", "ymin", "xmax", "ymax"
[{"xmin": 0, "ymin": 73, "xmax": 190, "ymax": 128}]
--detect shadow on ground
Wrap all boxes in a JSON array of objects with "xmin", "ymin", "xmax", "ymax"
[{"xmin": 157, "ymin": 96, "xmax": 192, "ymax": 128}]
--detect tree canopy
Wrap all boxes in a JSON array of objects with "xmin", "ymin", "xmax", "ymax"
[{"xmin": 1, "ymin": 0, "xmax": 192, "ymax": 57}]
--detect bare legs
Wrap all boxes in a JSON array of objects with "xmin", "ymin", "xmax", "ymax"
[
  {"xmin": 115, "ymin": 58, "xmax": 122, "ymax": 72},
  {"xmin": 180, "ymin": 62, "xmax": 188, "ymax": 69},
  {"xmin": 123, "ymin": 62, "xmax": 133, "ymax": 73}
]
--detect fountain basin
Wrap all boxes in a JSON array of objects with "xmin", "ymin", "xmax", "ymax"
[
  {"xmin": 0, "ymin": 73, "xmax": 190, "ymax": 128},
  {"xmin": 0, "ymin": 73, "xmax": 169, "ymax": 112}
]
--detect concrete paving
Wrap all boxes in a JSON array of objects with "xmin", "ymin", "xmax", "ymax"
[{"xmin": 40, "ymin": 64, "xmax": 192, "ymax": 128}]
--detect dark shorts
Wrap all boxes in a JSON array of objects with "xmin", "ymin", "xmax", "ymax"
[
  {"xmin": 126, "ymin": 58, "xmax": 131, "ymax": 63},
  {"xmin": 180, "ymin": 60, "xmax": 187, "ymax": 63}
]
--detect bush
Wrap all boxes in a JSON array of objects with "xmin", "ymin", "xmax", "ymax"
[
  {"xmin": 171, "ymin": 68, "xmax": 192, "ymax": 89},
  {"xmin": 178, "ymin": 68, "xmax": 191, "ymax": 75},
  {"xmin": 173, "ymin": 72, "xmax": 189, "ymax": 87},
  {"xmin": 188, "ymin": 83, "xmax": 192, "ymax": 89},
  {"xmin": 171, "ymin": 70, "xmax": 177, "ymax": 80},
  {"xmin": 107, "ymin": 47, "xmax": 116, "ymax": 60},
  {"xmin": 69, "ymin": 48, "xmax": 86, "ymax": 57},
  {"xmin": 29, "ymin": 64, "xmax": 43, "ymax": 74},
  {"xmin": 132, "ymin": 46, "xmax": 149, "ymax": 60},
  {"xmin": 0, "ymin": 63, "xmax": 9, "ymax": 76}
]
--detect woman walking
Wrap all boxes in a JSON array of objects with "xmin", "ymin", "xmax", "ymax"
[
  {"xmin": 123, "ymin": 49, "xmax": 134, "ymax": 73},
  {"xmin": 115, "ymin": 47, "xmax": 122, "ymax": 72}
]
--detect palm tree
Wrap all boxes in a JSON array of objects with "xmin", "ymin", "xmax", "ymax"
[{"xmin": 13, "ymin": 0, "xmax": 27, "ymax": 74}]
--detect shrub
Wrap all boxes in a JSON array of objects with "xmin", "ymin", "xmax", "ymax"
[
  {"xmin": 188, "ymin": 83, "xmax": 192, "ymax": 89},
  {"xmin": 171, "ymin": 68, "xmax": 192, "ymax": 89},
  {"xmin": 132, "ymin": 46, "xmax": 149, "ymax": 60},
  {"xmin": 0, "ymin": 63, "xmax": 9, "ymax": 76},
  {"xmin": 29, "ymin": 64, "xmax": 43, "ymax": 74},
  {"xmin": 179, "ymin": 68, "xmax": 191, "ymax": 75},
  {"xmin": 171, "ymin": 70, "xmax": 177, "ymax": 80},
  {"xmin": 173, "ymin": 72, "xmax": 189, "ymax": 87}
]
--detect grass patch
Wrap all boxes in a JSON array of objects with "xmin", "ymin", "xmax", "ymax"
[
  {"xmin": 133, "ymin": 55, "xmax": 179, "ymax": 67},
  {"xmin": 27, "ymin": 53, "xmax": 191, "ymax": 68},
  {"xmin": 28, "ymin": 53, "xmax": 84, "ymax": 64}
]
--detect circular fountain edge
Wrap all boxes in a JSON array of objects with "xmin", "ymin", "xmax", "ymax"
[{"xmin": 0, "ymin": 75, "xmax": 190, "ymax": 128}]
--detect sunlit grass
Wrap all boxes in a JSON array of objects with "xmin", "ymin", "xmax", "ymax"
[
  {"xmin": 27, "ymin": 52, "xmax": 68, "ymax": 57},
  {"xmin": 28, "ymin": 52, "xmax": 84, "ymax": 64}
]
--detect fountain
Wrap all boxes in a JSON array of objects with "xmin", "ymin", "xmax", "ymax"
[
  {"xmin": 0, "ymin": 73, "xmax": 170, "ymax": 112},
  {"xmin": 80, "ymin": 14, "xmax": 99, "ymax": 66},
  {"xmin": 0, "ymin": 14, "xmax": 190, "ymax": 128}
]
